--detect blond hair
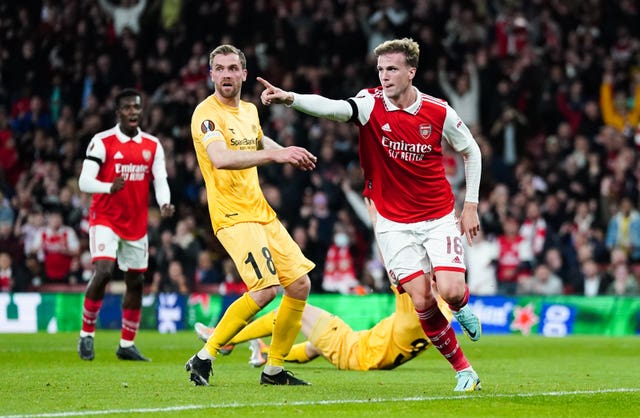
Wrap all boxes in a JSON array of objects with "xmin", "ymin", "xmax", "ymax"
[
  {"xmin": 209, "ymin": 44, "xmax": 247, "ymax": 69},
  {"xmin": 373, "ymin": 38, "xmax": 420, "ymax": 68}
]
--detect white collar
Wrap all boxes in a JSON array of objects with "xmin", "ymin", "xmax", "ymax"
[
  {"xmin": 115, "ymin": 124, "xmax": 142, "ymax": 143},
  {"xmin": 382, "ymin": 86, "xmax": 422, "ymax": 114}
]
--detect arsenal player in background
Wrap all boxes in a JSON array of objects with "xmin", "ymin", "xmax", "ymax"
[
  {"xmin": 77, "ymin": 89, "xmax": 175, "ymax": 361},
  {"xmin": 259, "ymin": 38, "xmax": 483, "ymax": 392}
]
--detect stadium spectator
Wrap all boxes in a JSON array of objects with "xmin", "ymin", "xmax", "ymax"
[
  {"xmin": 259, "ymin": 37, "xmax": 482, "ymax": 392},
  {"xmin": 437, "ymin": 56, "xmax": 480, "ymax": 131},
  {"xmin": 518, "ymin": 263, "xmax": 564, "ymax": 296},
  {"xmin": 155, "ymin": 228, "xmax": 184, "ymax": 274},
  {"xmin": 519, "ymin": 199, "xmax": 548, "ymax": 268},
  {"xmin": 0, "ymin": 110, "xmax": 21, "ymax": 187},
  {"xmin": 76, "ymin": 88, "xmax": 175, "ymax": 362},
  {"xmin": 479, "ymin": 183, "xmax": 510, "ymax": 238},
  {"xmin": 322, "ymin": 222, "xmax": 360, "ymax": 294},
  {"xmin": 605, "ymin": 262, "xmax": 640, "ymax": 296},
  {"xmin": 151, "ymin": 259, "xmax": 189, "ymax": 295},
  {"xmin": 464, "ymin": 229, "xmax": 498, "ymax": 296},
  {"xmin": 605, "ymin": 196, "xmax": 640, "ymax": 263},
  {"xmin": 0, "ymin": 251, "xmax": 29, "ymax": 292},
  {"xmin": 543, "ymin": 246, "xmax": 579, "ymax": 294},
  {"xmin": 185, "ymin": 44, "xmax": 316, "ymax": 388},
  {"xmin": 0, "ymin": 219, "xmax": 25, "ymax": 268},
  {"xmin": 10, "ymin": 96, "xmax": 53, "ymax": 135},
  {"xmin": 0, "ymin": 190, "xmax": 14, "ymax": 225},
  {"xmin": 193, "ymin": 250, "xmax": 222, "ymax": 290},
  {"xmin": 575, "ymin": 259, "xmax": 610, "ymax": 297},
  {"xmin": 495, "ymin": 215, "xmax": 525, "ymax": 295},
  {"xmin": 488, "ymin": 99, "xmax": 528, "ymax": 172},
  {"xmin": 599, "ymin": 68, "xmax": 640, "ymax": 135},
  {"xmin": 97, "ymin": 0, "xmax": 148, "ymax": 37},
  {"xmin": 29, "ymin": 207, "xmax": 80, "ymax": 284},
  {"xmin": 172, "ymin": 217, "xmax": 201, "ymax": 281}
]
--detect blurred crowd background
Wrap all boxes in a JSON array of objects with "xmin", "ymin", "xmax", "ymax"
[{"xmin": 1, "ymin": 0, "xmax": 640, "ymax": 298}]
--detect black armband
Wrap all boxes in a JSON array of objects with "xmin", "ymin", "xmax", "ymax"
[
  {"xmin": 86, "ymin": 156, "xmax": 103, "ymax": 166},
  {"xmin": 346, "ymin": 99, "xmax": 359, "ymax": 123}
]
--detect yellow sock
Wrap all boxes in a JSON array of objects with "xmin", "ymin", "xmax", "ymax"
[
  {"xmin": 205, "ymin": 293, "xmax": 260, "ymax": 357},
  {"xmin": 284, "ymin": 342, "xmax": 311, "ymax": 363},
  {"xmin": 229, "ymin": 310, "xmax": 275, "ymax": 344},
  {"xmin": 267, "ymin": 295, "xmax": 306, "ymax": 367}
]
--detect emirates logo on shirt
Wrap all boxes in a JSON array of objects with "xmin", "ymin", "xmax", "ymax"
[
  {"xmin": 419, "ymin": 123, "xmax": 432, "ymax": 139},
  {"xmin": 115, "ymin": 163, "xmax": 149, "ymax": 181}
]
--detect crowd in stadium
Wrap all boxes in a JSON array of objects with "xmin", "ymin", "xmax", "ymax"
[{"xmin": 1, "ymin": 0, "xmax": 640, "ymax": 297}]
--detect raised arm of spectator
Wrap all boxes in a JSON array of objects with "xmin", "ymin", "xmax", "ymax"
[
  {"xmin": 341, "ymin": 180, "xmax": 373, "ymax": 229},
  {"xmin": 97, "ymin": 0, "xmax": 115, "ymax": 16},
  {"xmin": 467, "ymin": 60, "xmax": 480, "ymax": 100},
  {"xmin": 437, "ymin": 58, "xmax": 457, "ymax": 102},
  {"xmin": 131, "ymin": 0, "xmax": 147, "ymax": 15},
  {"xmin": 599, "ymin": 72, "xmax": 621, "ymax": 129}
]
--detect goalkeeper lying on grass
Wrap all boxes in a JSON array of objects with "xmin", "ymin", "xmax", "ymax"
[{"xmin": 195, "ymin": 283, "xmax": 450, "ymax": 371}]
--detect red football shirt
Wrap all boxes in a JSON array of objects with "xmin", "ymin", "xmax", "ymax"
[
  {"xmin": 85, "ymin": 126, "xmax": 165, "ymax": 240},
  {"xmin": 496, "ymin": 235, "xmax": 524, "ymax": 283},
  {"xmin": 350, "ymin": 87, "xmax": 476, "ymax": 223}
]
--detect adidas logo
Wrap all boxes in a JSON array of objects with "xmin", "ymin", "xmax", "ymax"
[
  {"xmin": 451, "ymin": 256, "xmax": 462, "ymax": 264},
  {"xmin": 381, "ymin": 123, "xmax": 392, "ymax": 132},
  {"xmin": 114, "ymin": 151, "xmax": 124, "ymax": 159}
]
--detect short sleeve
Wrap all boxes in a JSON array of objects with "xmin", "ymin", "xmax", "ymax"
[
  {"xmin": 86, "ymin": 135, "xmax": 106, "ymax": 162},
  {"xmin": 192, "ymin": 107, "xmax": 225, "ymax": 149},
  {"xmin": 349, "ymin": 89, "xmax": 375, "ymax": 125}
]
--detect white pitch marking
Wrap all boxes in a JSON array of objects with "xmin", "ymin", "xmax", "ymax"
[{"xmin": 2, "ymin": 388, "xmax": 639, "ymax": 418}]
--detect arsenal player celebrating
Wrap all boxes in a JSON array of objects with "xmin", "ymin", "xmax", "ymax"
[
  {"xmin": 77, "ymin": 89, "xmax": 175, "ymax": 361},
  {"xmin": 259, "ymin": 38, "xmax": 483, "ymax": 392}
]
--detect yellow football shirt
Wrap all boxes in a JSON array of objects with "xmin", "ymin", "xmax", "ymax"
[{"xmin": 191, "ymin": 94, "xmax": 276, "ymax": 233}]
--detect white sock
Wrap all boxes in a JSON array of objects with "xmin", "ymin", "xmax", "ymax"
[
  {"xmin": 120, "ymin": 339, "xmax": 134, "ymax": 348},
  {"xmin": 79, "ymin": 331, "xmax": 95, "ymax": 338},
  {"xmin": 263, "ymin": 365, "xmax": 283, "ymax": 375},
  {"xmin": 197, "ymin": 348, "xmax": 215, "ymax": 361}
]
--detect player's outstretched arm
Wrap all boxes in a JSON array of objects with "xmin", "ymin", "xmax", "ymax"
[{"xmin": 257, "ymin": 77, "xmax": 353, "ymax": 122}]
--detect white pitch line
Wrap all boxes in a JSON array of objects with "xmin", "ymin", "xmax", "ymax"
[{"xmin": 2, "ymin": 388, "xmax": 639, "ymax": 418}]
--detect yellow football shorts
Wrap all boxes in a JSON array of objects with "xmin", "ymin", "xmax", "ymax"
[{"xmin": 216, "ymin": 220, "xmax": 315, "ymax": 290}]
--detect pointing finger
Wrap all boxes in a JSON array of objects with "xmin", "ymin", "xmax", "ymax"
[{"xmin": 256, "ymin": 77, "xmax": 273, "ymax": 89}]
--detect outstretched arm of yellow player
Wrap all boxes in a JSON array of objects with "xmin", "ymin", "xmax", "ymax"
[{"xmin": 205, "ymin": 139, "xmax": 317, "ymax": 171}]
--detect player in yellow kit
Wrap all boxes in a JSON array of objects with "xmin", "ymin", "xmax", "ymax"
[
  {"xmin": 196, "ymin": 283, "xmax": 451, "ymax": 371},
  {"xmin": 185, "ymin": 44, "xmax": 318, "ymax": 386}
]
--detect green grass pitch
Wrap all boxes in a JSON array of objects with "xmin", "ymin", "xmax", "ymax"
[{"xmin": 1, "ymin": 332, "xmax": 639, "ymax": 417}]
